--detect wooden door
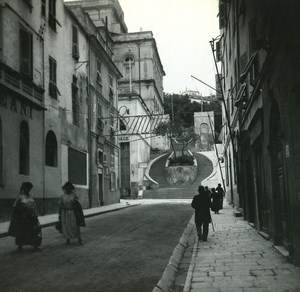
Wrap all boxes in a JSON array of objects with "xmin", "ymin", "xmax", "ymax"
[
  {"xmin": 120, "ymin": 142, "xmax": 130, "ymax": 196},
  {"xmin": 276, "ymin": 148, "xmax": 289, "ymax": 248},
  {"xmin": 255, "ymin": 149, "xmax": 269, "ymax": 233}
]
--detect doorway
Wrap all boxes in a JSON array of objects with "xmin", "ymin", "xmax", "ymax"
[
  {"xmin": 269, "ymin": 101, "xmax": 290, "ymax": 247},
  {"xmin": 98, "ymin": 173, "xmax": 103, "ymax": 205},
  {"xmin": 246, "ymin": 157, "xmax": 255, "ymax": 223},
  {"xmin": 254, "ymin": 147, "xmax": 269, "ymax": 233},
  {"xmin": 120, "ymin": 142, "xmax": 130, "ymax": 196}
]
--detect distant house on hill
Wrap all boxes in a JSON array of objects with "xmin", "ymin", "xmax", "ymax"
[{"xmin": 181, "ymin": 90, "xmax": 217, "ymax": 104}]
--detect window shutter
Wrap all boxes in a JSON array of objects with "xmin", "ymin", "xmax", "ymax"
[
  {"xmin": 97, "ymin": 59, "xmax": 102, "ymax": 84},
  {"xmin": 72, "ymin": 26, "xmax": 79, "ymax": 59},
  {"xmin": 20, "ymin": 29, "xmax": 32, "ymax": 77},
  {"xmin": 49, "ymin": 0, "xmax": 57, "ymax": 31},
  {"xmin": 41, "ymin": 0, "xmax": 46, "ymax": 16},
  {"xmin": 216, "ymin": 40, "xmax": 222, "ymax": 62},
  {"xmin": 219, "ymin": 1, "xmax": 226, "ymax": 29},
  {"xmin": 53, "ymin": 59, "xmax": 57, "ymax": 84}
]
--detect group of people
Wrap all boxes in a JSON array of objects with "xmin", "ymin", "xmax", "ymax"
[
  {"xmin": 8, "ymin": 181, "xmax": 85, "ymax": 252},
  {"xmin": 206, "ymin": 184, "xmax": 225, "ymax": 214},
  {"xmin": 191, "ymin": 183, "xmax": 225, "ymax": 242}
]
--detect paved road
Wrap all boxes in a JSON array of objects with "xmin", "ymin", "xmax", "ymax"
[{"xmin": 0, "ymin": 202, "xmax": 193, "ymax": 292}]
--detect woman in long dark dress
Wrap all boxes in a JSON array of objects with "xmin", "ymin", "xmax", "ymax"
[{"xmin": 8, "ymin": 182, "xmax": 42, "ymax": 251}]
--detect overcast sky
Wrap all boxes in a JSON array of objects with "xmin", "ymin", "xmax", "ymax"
[
  {"xmin": 120, "ymin": 0, "xmax": 220, "ymax": 96},
  {"xmin": 65, "ymin": 0, "xmax": 219, "ymax": 96}
]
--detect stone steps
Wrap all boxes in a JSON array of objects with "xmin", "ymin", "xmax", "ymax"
[{"xmin": 145, "ymin": 151, "xmax": 214, "ymax": 199}]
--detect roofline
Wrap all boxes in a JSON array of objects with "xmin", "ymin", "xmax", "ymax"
[{"xmin": 113, "ymin": 36, "xmax": 165, "ymax": 76}]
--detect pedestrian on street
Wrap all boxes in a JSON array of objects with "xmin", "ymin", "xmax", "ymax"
[
  {"xmin": 8, "ymin": 182, "xmax": 42, "ymax": 252},
  {"xmin": 210, "ymin": 188, "xmax": 221, "ymax": 214},
  {"xmin": 204, "ymin": 186, "xmax": 211, "ymax": 198},
  {"xmin": 59, "ymin": 182, "xmax": 85, "ymax": 245},
  {"xmin": 191, "ymin": 185, "xmax": 212, "ymax": 241},
  {"xmin": 216, "ymin": 183, "xmax": 225, "ymax": 209}
]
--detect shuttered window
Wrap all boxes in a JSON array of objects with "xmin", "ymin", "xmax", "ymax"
[
  {"xmin": 72, "ymin": 26, "xmax": 79, "ymax": 59},
  {"xmin": 19, "ymin": 27, "xmax": 33, "ymax": 78},
  {"xmin": 49, "ymin": 0, "xmax": 56, "ymax": 31},
  {"xmin": 41, "ymin": 0, "xmax": 46, "ymax": 17},
  {"xmin": 72, "ymin": 75, "xmax": 79, "ymax": 125},
  {"xmin": 49, "ymin": 57, "xmax": 57, "ymax": 98}
]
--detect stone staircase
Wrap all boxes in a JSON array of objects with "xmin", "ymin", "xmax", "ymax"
[
  {"xmin": 149, "ymin": 153, "xmax": 170, "ymax": 188},
  {"xmin": 143, "ymin": 152, "xmax": 213, "ymax": 199}
]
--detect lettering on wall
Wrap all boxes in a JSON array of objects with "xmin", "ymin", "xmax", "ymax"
[
  {"xmin": 119, "ymin": 136, "xmax": 129, "ymax": 141},
  {"xmin": 0, "ymin": 94, "xmax": 33, "ymax": 119}
]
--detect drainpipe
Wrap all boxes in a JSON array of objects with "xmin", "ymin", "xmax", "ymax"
[
  {"xmin": 138, "ymin": 42, "xmax": 141, "ymax": 96},
  {"xmin": 87, "ymin": 38, "xmax": 92, "ymax": 208},
  {"xmin": 42, "ymin": 36, "xmax": 46, "ymax": 216}
]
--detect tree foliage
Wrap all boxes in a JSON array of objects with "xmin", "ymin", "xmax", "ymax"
[
  {"xmin": 163, "ymin": 93, "xmax": 222, "ymax": 141},
  {"xmin": 155, "ymin": 119, "xmax": 199, "ymax": 157}
]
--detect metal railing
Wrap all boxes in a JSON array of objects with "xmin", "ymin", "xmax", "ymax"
[{"xmin": 0, "ymin": 65, "xmax": 44, "ymax": 105}]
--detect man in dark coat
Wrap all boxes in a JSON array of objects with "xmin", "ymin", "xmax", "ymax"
[{"xmin": 191, "ymin": 185, "xmax": 212, "ymax": 241}]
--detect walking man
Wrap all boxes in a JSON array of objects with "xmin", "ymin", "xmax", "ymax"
[{"xmin": 191, "ymin": 185, "xmax": 212, "ymax": 241}]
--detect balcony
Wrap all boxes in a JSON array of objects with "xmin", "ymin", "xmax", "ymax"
[{"xmin": 0, "ymin": 62, "xmax": 44, "ymax": 108}]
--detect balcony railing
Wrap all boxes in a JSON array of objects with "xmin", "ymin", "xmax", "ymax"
[{"xmin": 0, "ymin": 63, "xmax": 44, "ymax": 107}]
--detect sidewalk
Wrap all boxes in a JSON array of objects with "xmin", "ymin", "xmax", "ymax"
[
  {"xmin": 0, "ymin": 199, "xmax": 141, "ymax": 238},
  {"xmin": 183, "ymin": 201, "xmax": 300, "ymax": 292}
]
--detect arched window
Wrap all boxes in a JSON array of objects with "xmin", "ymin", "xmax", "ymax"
[
  {"xmin": 200, "ymin": 122, "xmax": 209, "ymax": 147},
  {"xmin": 123, "ymin": 54, "xmax": 135, "ymax": 83},
  {"xmin": 19, "ymin": 121, "xmax": 29, "ymax": 175},
  {"xmin": 45, "ymin": 130, "xmax": 58, "ymax": 167},
  {"xmin": 0, "ymin": 116, "xmax": 3, "ymax": 183},
  {"xmin": 124, "ymin": 55, "xmax": 134, "ymax": 63}
]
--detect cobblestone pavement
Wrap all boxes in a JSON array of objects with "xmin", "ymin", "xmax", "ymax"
[{"xmin": 184, "ymin": 202, "xmax": 300, "ymax": 292}]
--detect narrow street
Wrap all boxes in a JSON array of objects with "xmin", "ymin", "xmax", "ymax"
[{"xmin": 0, "ymin": 202, "xmax": 193, "ymax": 292}]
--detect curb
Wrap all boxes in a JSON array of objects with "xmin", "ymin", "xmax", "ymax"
[
  {"xmin": 152, "ymin": 216, "xmax": 195, "ymax": 292},
  {"xmin": 183, "ymin": 232, "xmax": 199, "ymax": 292},
  {"xmin": 0, "ymin": 203, "xmax": 140, "ymax": 239}
]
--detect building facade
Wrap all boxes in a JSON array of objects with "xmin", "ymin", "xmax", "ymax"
[
  {"xmin": 0, "ymin": 0, "xmax": 45, "ymax": 220},
  {"xmin": 67, "ymin": 0, "xmax": 166, "ymax": 198},
  {"xmin": 194, "ymin": 111, "xmax": 215, "ymax": 151},
  {"xmin": 112, "ymin": 31, "xmax": 165, "ymax": 197},
  {"xmin": 218, "ymin": 0, "xmax": 300, "ymax": 266},
  {"xmin": 0, "ymin": 0, "xmax": 122, "ymax": 221},
  {"xmin": 66, "ymin": 4, "xmax": 122, "ymax": 206}
]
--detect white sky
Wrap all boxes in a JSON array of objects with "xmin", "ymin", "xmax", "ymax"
[
  {"xmin": 120, "ymin": 0, "xmax": 220, "ymax": 96},
  {"xmin": 65, "ymin": 0, "xmax": 220, "ymax": 95}
]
